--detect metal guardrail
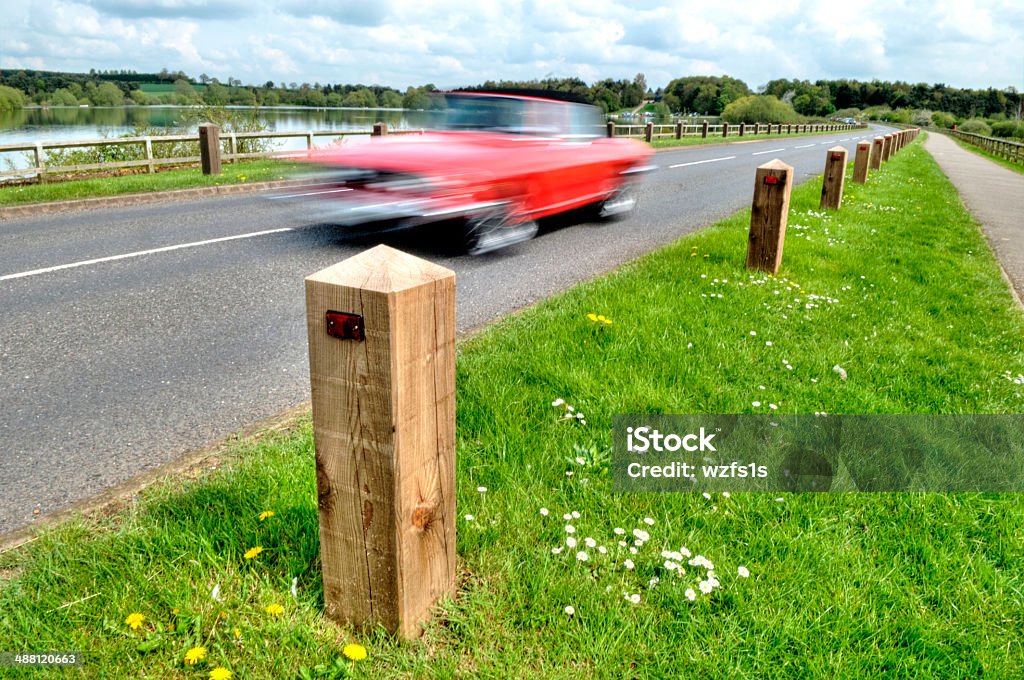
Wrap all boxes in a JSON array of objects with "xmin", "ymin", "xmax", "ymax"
[{"xmin": 948, "ymin": 129, "xmax": 1024, "ymax": 165}]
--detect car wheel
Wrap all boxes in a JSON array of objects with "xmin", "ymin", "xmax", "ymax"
[
  {"xmin": 594, "ymin": 183, "xmax": 639, "ymax": 221},
  {"xmin": 462, "ymin": 205, "xmax": 539, "ymax": 255}
]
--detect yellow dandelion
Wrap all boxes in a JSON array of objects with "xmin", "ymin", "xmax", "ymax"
[
  {"xmin": 603, "ymin": 319, "xmax": 613, "ymax": 326},
  {"xmin": 243, "ymin": 546, "xmax": 263, "ymax": 560},
  {"xmin": 586, "ymin": 313, "xmax": 598, "ymax": 322},
  {"xmin": 184, "ymin": 646, "xmax": 207, "ymax": 665},
  {"xmin": 209, "ymin": 668, "xmax": 232, "ymax": 680},
  {"xmin": 233, "ymin": 628, "xmax": 242, "ymax": 639},
  {"xmin": 691, "ymin": 245, "xmax": 698, "ymax": 250},
  {"xmin": 265, "ymin": 603, "xmax": 285, "ymax": 616},
  {"xmin": 343, "ymin": 643, "xmax": 368, "ymax": 661},
  {"xmin": 125, "ymin": 612, "xmax": 145, "ymax": 630},
  {"xmin": 258, "ymin": 510, "xmax": 274, "ymax": 521},
  {"xmin": 690, "ymin": 252, "xmax": 697, "ymax": 257}
]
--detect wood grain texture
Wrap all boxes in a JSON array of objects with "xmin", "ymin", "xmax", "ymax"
[
  {"xmin": 746, "ymin": 159, "xmax": 793, "ymax": 275},
  {"xmin": 871, "ymin": 137, "xmax": 884, "ymax": 170},
  {"xmin": 819, "ymin": 146, "xmax": 848, "ymax": 210},
  {"xmin": 305, "ymin": 245, "xmax": 456, "ymax": 638},
  {"xmin": 853, "ymin": 142, "xmax": 871, "ymax": 184}
]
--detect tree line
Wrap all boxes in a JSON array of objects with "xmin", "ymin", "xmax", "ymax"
[{"xmin": 1, "ymin": 68, "xmax": 1020, "ymax": 135}]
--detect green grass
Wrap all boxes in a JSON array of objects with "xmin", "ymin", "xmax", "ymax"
[
  {"xmin": 649, "ymin": 127, "xmax": 865, "ymax": 149},
  {"xmin": 0, "ymin": 159, "xmax": 301, "ymax": 207},
  {"xmin": 2, "ymin": 139, "xmax": 1024, "ymax": 678},
  {"xmin": 947, "ymin": 133, "xmax": 1024, "ymax": 175}
]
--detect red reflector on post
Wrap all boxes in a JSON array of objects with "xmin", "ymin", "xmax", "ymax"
[
  {"xmin": 326, "ymin": 310, "xmax": 365, "ymax": 341},
  {"xmin": 831, "ymin": 153, "xmax": 843, "ymax": 160},
  {"xmin": 764, "ymin": 175, "xmax": 779, "ymax": 185}
]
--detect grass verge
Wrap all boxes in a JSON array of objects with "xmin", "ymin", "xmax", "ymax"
[
  {"xmin": 946, "ymin": 134, "xmax": 1024, "ymax": 175},
  {"xmin": 2, "ymin": 140, "xmax": 1023, "ymax": 678},
  {"xmin": 0, "ymin": 159, "xmax": 301, "ymax": 207}
]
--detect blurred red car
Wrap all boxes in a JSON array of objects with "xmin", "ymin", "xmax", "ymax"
[{"xmin": 282, "ymin": 90, "xmax": 655, "ymax": 254}]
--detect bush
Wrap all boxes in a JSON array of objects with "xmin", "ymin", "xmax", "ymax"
[
  {"xmin": 958, "ymin": 119, "xmax": 993, "ymax": 136},
  {"xmin": 931, "ymin": 111, "xmax": 956, "ymax": 129},
  {"xmin": 990, "ymin": 120, "xmax": 1024, "ymax": 139},
  {"xmin": 911, "ymin": 109, "xmax": 934, "ymax": 127},
  {"xmin": 720, "ymin": 95, "xmax": 800, "ymax": 124},
  {"xmin": 0, "ymin": 85, "xmax": 26, "ymax": 111}
]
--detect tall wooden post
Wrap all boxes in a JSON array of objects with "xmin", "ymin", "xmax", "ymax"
[
  {"xmin": 372, "ymin": 122, "xmax": 389, "ymax": 137},
  {"xmin": 701, "ymin": 120, "xmax": 709, "ymax": 138},
  {"xmin": 198, "ymin": 123, "xmax": 221, "ymax": 175},
  {"xmin": 607, "ymin": 121, "xmax": 615, "ymax": 138},
  {"xmin": 739, "ymin": 122, "xmax": 746, "ymax": 136},
  {"xmin": 144, "ymin": 137, "xmax": 155, "ymax": 174},
  {"xmin": 723, "ymin": 122, "xmax": 729, "ymax": 137},
  {"xmin": 746, "ymin": 159, "xmax": 793, "ymax": 274},
  {"xmin": 305, "ymin": 245, "xmax": 456, "ymax": 639},
  {"xmin": 645, "ymin": 121, "xmax": 653, "ymax": 143},
  {"xmin": 675, "ymin": 121, "xmax": 683, "ymax": 139},
  {"xmin": 871, "ymin": 137, "xmax": 884, "ymax": 169},
  {"xmin": 853, "ymin": 141, "xmax": 871, "ymax": 184},
  {"xmin": 820, "ymin": 146, "xmax": 847, "ymax": 210},
  {"xmin": 882, "ymin": 134, "xmax": 894, "ymax": 162}
]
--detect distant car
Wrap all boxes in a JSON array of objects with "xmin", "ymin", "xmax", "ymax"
[{"xmin": 282, "ymin": 90, "xmax": 655, "ymax": 254}]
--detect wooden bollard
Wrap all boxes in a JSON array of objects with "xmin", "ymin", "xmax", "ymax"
[
  {"xmin": 305, "ymin": 245, "xmax": 456, "ymax": 638},
  {"xmin": 198, "ymin": 123, "xmax": 221, "ymax": 175},
  {"xmin": 882, "ymin": 135, "xmax": 893, "ymax": 162},
  {"xmin": 820, "ymin": 146, "xmax": 847, "ymax": 210},
  {"xmin": 853, "ymin": 141, "xmax": 871, "ymax": 184},
  {"xmin": 702, "ymin": 120, "xmax": 709, "ymax": 138},
  {"xmin": 675, "ymin": 121, "xmax": 682, "ymax": 139},
  {"xmin": 871, "ymin": 137, "xmax": 884, "ymax": 170},
  {"xmin": 372, "ymin": 122, "xmax": 389, "ymax": 136},
  {"xmin": 607, "ymin": 121, "xmax": 615, "ymax": 138},
  {"xmin": 723, "ymin": 122, "xmax": 729, "ymax": 137},
  {"xmin": 645, "ymin": 121, "xmax": 653, "ymax": 143},
  {"xmin": 739, "ymin": 122, "xmax": 746, "ymax": 136},
  {"xmin": 747, "ymin": 159, "xmax": 793, "ymax": 274}
]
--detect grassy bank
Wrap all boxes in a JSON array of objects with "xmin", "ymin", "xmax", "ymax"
[
  {"xmin": 2, "ymin": 140, "xmax": 1023, "ymax": 678},
  {"xmin": 0, "ymin": 159, "xmax": 301, "ymax": 207},
  {"xmin": 947, "ymin": 134, "xmax": 1024, "ymax": 175}
]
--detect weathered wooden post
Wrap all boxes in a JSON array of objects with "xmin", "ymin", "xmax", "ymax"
[
  {"xmin": 645, "ymin": 121, "xmax": 653, "ymax": 143},
  {"xmin": 144, "ymin": 137, "xmax": 155, "ymax": 174},
  {"xmin": 820, "ymin": 146, "xmax": 847, "ymax": 210},
  {"xmin": 607, "ymin": 121, "xmax": 615, "ymax": 138},
  {"xmin": 701, "ymin": 120, "xmax": 709, "ymax": 138},
  {"xmin": 305, "ymin": 245, "xmax": 456, "ymax": 638},
  {"xmin": 675, "ymin": 121, "xmax": 683, "ymax": 139},
  {"xmin": 198, "ymin": 123, "xmax": 221, "ymax": 175},
  {"xmin": 228, "ymin": 132, "xmax": 238, "ymax": 164},
  {"xmin": 871, "ymin": 137, "xmax": 884, "ymax": 170},
  {"xmin": 746, "ymin": 159, "xmax": 793, "ymax": 274},
  {"xmin": 853, "ymin": 141, "xmax": 871, "ymax": 184},
  {"xmin": 723, "ymin": 122, "xmax": 729, "ymax": 137},
  {"xmin": 882, "ymin": 134, "xmax": 894, "ymax": 162},
  {"xmin": 372, "ymin": 122, "xmax": 389, "ymax": 137},
  {"xmin": 739, "ymin": 122, "xmax": 746, "ymax": 136}
]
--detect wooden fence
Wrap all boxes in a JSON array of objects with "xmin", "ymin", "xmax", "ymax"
[
  {"xmin": 0, "ymin": 126, "xmax": 420, "ymax": 183},
  {"xmin": 948, "ymin": 129, "xmax": 1024, "ymax": 165},
  {"xmin": 1, "ymin": 120, "xmax": 865, "ymax": 183},
  {"xmin": 610, "ymin": 121, "xmax": 863, "ymax": 143}
]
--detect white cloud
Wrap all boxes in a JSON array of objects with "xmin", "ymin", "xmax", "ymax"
[{"xmin": 0, "ymin": 0, "xmax": 1019, "ymax": 91}]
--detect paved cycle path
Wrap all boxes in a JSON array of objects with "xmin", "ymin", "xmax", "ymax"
[{"xmin": 924, "ymin": 132, "xmax": 1024, "ymax": 304}]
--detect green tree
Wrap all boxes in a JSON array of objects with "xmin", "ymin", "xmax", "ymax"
[
  {"xmin": 380, "ymin": 90, "xmax": 403, "ymax": 109},
  {"xmin": 721, "ymin": 95, "xmax": 799, "ymax": 124},
  {"xmin": 342, "ymin": 87, "xmax": 377, "ymax": 108},
  {"xmin": 49, "ymin": 88, "xmax": 80, "ymax": 106},
  {"xmin": 173, "ymin": 78, "xmax": 199, "ymax": 103},
  {"xmin": 91, "ymin": 81, "xmax": 125, "ymax": 106},
  {"xmin": 204, "ymin": 81, "xmax": 229, "ymax": 105},
  {"xmin": 0, "ymin": 84, "xmax": 26, "ymax": 111}
]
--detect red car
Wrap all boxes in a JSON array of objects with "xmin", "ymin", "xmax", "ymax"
[{"xmin": 283, "ymin": 91, "xmax": 655, "ymax": 254}]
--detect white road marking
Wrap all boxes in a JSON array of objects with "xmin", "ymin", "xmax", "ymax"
[
  {"xmin": 269, "ymin": 187, "xmax": 353, "ymax": 199},
  {"xmin": 751, "ymin": 148, "xmax": 786, "ymax": 156},
  {"xmin": 0, "ymin": 228, "xmax": 294, "ymax": 282},
  {"xmin": 669, "ymin": 155, "xmax": 736, "ymax": 168},
  {"xmin": 794, "ymin": 144, "xmax": 816, "ymax": 149}
]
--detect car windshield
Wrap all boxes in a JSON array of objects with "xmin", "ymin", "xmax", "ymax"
[{"xmin": 441, "ymin": 94, "xmax": 604, "ymax": 138}]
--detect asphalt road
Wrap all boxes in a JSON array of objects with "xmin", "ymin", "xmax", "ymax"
[{"xmin": 0, "ymin": 125, "xmax": 897, "ymax": 534}]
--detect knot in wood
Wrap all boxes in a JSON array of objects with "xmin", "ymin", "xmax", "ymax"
[{"xmin": 411, "ymin": 502, "xmax": 435, "ymax": 530}]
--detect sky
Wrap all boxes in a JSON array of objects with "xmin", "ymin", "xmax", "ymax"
[{"xmin": 2, "ymin": 0, "xmax": 1022, "ymax": 92}]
